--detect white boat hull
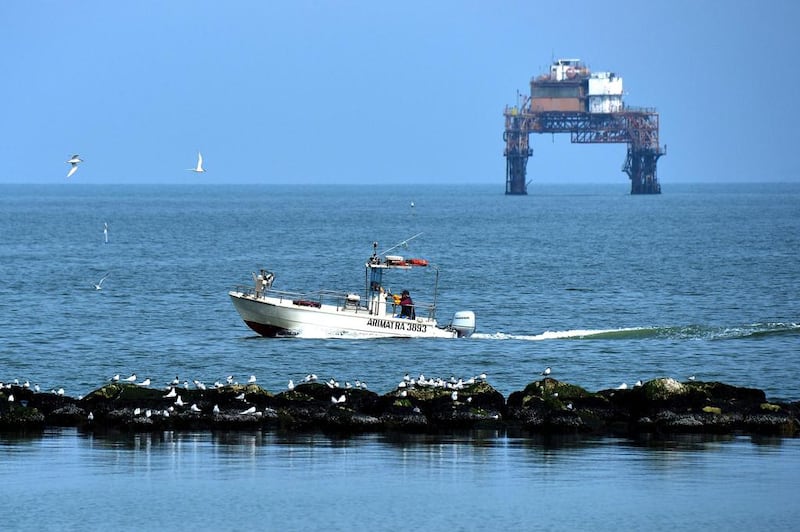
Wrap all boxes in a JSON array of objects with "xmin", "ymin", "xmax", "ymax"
[{"xmin": 229, "ymin": 291, "xmax": 460, "ymax": 339}]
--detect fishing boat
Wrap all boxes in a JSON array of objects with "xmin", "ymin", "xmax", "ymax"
[{"xmin": 229, "ymin": 239, "xmax": 476, "ymax": 339}]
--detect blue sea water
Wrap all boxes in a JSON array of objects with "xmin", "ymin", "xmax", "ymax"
[{"xmin": 1, "ymin": 182, "xmax": 799, "ymax": 530}]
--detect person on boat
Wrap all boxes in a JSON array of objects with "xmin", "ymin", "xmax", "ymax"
[{"xmin": 399, "ymin": 290, "xmax": 415, "ymax": 319}]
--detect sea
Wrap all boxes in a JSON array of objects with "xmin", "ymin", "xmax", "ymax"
[{"xmin": 0, "ymin": 182, "xmax": 798, "ymax": 530}]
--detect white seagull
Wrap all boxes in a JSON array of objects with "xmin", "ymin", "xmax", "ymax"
[
  {"xmin": 136, "ymin": 378, "xmax": 151, "ymax": 387},
  {"xmin": 124, "ymin": 373, "xmax": 137, "ymax": 383},
  {"xmin": 66, "ymin": 154, "xmax": 83, "ymax": 178},
  {"xmin": 541, "ymin": 366, "xmax": 551, "ymax": 377},
  {"xmin": 188, "ymin": 152, "xmax": 205, "ymax": 173},
  {"xmin": 213, "ymin": 404, "xmax": 220, "ymax": 414},
  {"xmin": 248, "ymin": 375, "xmax": 257, "ymax": 384},
  {"xmin": 190, "ymin": 403, "xmax": 201, "ymax": 412},
  {"xmin": 240, "ymin": 406, "xmax": 256, "ymax": 415},
  {"xmin": 287, "ymin": 379, "xmax": 295, "ymax": 391},
  {"xmin": 164, "ymin": 387, "xmax": 177, "ymax": 398},
  {"xmin": 93, "ymin": 272, "xmax": 110, "ymax": 290}
]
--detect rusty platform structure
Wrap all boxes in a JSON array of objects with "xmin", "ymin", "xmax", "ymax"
[{"xmin": 503, "ymin": 59, "xmax": 665, "ymax": 195}]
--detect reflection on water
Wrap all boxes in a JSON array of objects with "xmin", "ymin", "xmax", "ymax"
[{"xmin": 1, "ymin": 429, "xmax": 797, "ymax": 530}]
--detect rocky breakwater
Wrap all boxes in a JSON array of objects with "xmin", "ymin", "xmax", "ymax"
[
  {"xmin": 0, "ymin": 377, "xmax": 797, "ymax": 437},
  {"xmin": 507, "ymin": 377, "xmax": 799, "ymax": 436}
]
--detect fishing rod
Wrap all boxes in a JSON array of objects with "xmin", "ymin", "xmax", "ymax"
[{"xmin": 379, "ymin": 232, "xmax": 424, "ymax": 256}]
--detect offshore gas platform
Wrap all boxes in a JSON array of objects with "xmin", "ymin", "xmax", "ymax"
[{"xmin": 503, "ymin": 59, "xmax": 665, "ymax": 195}]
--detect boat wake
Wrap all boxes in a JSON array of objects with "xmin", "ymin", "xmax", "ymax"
[
  {"xmin": 473, "ymin": 322, "xmax": 800, "ymax": 342},
  {"xmin": 472, "ymin": 327, "xmax": 646, "ymax": 341}
]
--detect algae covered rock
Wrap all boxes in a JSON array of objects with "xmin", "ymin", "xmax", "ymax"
[
  {"xmin": 507, "ymin": 378, "xmax": 594, "ymax": 409},
  {"xmin": 506, "ymin": 378, "xmax": 605, "ymax": 433},
  {"xmin": 378, "ymin": 379, "xmax": 505, "ymax": 430},
  {"xmin": 640, "ymin": 377, "xmax": 687, "ymax": 402},
  {"xmin": 0, "ymin": 375, "xmax": 796, "ymax": 437},
  {"xmin": 0, "ymin": 403, "xmax": 46, "ymax": 430}
]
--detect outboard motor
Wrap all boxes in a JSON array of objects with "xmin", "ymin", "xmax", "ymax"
[{"xmin": 450, "ymin": 310, "xmax": 476, "ymax": 338}]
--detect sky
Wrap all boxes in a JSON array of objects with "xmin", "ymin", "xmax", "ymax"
[{"xmin": 2, "ymin": 0, "xmax": 799, "ymax": 186}]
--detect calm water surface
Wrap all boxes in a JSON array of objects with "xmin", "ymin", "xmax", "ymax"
[
  {"xmin": 0, "ymin": 183, "xmax": 798, "ymax": 530},
  {"xmin": 1, "ymin": 429, "xmax": 798, "ymax": 531}
]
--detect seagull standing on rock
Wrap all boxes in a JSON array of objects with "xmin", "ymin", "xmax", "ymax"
[{"xmin": 541, "ymin": 367, "xmax": 551, "ymax": 377}]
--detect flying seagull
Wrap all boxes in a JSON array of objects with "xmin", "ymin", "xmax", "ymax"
[
  {"xmin": 93, "ymin": 272, "xmax": 110, "ymax": 290},
  {"xmin": 188, "ymin": 152, "xmax": 205, "ymax": 173},
  {"xmin": 66, "ymin": 154, "xmax": 83, "ymax": 178}
]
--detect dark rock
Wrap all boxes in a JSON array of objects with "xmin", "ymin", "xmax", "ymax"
[
  {"xmin": 0, "ymin": 403, "xmax": 46, "ymax": 430},
  {"xmin": 49, "ymin": 404, "xmax": 89, "ymax": 426},
  {"xmin": 0, "ymin": 377, "xmax": 796, "ymax": 437}
]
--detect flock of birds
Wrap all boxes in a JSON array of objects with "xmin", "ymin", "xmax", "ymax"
[
  {"xmin": 2, "ymin": 379, "xmax": 64, "ymax": 404},
  {"xmin": 65, "ymin": 152, "xmax": 205, "ymax": 179},
  {"xmin": 68, "ymin": 153, "xmax": 202, "ymax": 290},
  {"xmin": 106, "ymin": 373, "xmax": 263, "ymax": 420},
  {"xmin": 392, "ymin": 371, "xmax": 491, "ymax": 405},
  {"xmin": 5, "ymin": 367, "xmax": 700, "ymax": 420}
]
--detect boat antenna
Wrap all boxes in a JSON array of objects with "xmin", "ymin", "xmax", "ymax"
[{"xmin": 380, "ymin": 232, "xmax": 424, "ymax": 255}]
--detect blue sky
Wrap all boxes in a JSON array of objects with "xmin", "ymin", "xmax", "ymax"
[{"xmin": 2, "ymin": 1, "xmax": 798, "ymax": 185}]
